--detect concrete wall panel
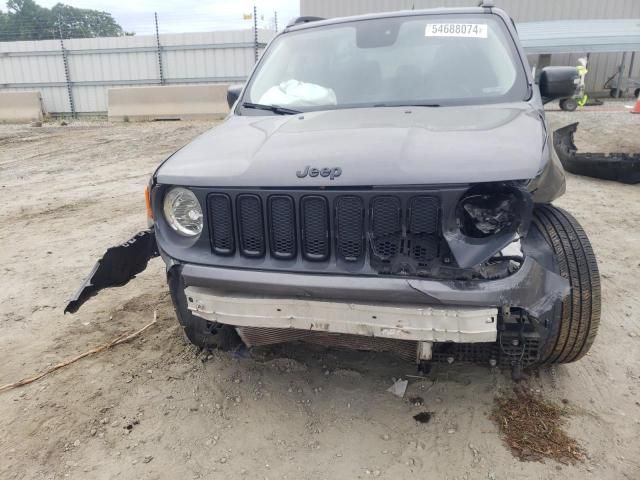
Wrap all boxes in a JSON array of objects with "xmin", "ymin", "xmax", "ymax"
[
  {"xmin": 0, "ymin": 91, "xmax": 44, "ymax": 123},
  {"xmin": 107, "ymin": 84, "xmax": 230, "ymax": 121}
]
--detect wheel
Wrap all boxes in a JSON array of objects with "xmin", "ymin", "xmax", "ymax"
[
  {"xmin": 609, "ymin": 88, "xmax": 623, "ymax": 98},
  {"xmin": 559, "ymin": 98, "xmax": 578, "ymax": 112},
  {"xmin": 634, "ymin": 88, "xmax": 640, "ymax": 99},
  {"xmin": 167, "ymin": 268, "xmax": 241, "ymax": 351},
  {"xmin": 532, "ymin": 205, "xmax": 601, "ymax": 364}
]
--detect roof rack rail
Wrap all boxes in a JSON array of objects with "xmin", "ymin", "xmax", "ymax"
[{"xmin": 286, "ymin": 16, "xmax": 325, "ymax": 28}]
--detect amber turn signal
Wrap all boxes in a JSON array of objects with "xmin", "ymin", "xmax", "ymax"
[{"xmin": 145, "ymin": 185, "xmax": 153, "ymax": 219}]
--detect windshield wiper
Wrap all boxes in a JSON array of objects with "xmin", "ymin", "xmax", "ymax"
[
  {"xmin": 401, "ymin": 103, "xmax": 441, "ymax": 108},
  {"xmin": 242, "ymin": 102, "xmax": 302, "ymax": 115},
  {"xmin": 371, "ymin": 103, "xmax": 440, "ymax": 108}
]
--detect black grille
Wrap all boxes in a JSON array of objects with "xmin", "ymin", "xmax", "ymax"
[
  {"xmin": 205, "ymin": 190, "xmax": 442, "ymax": 275},
  {"xmin": 335, "ymin": 196, "xmax": 364, "ymax": 262},
  {"xmin": 208, "ymin": 194, "xmax": 234, "ymax": 255},
  {"xmin": 370, "ymin": 196, "xmax": 402, "ymax": 260},
  {"xmin": 269, "ymin": 195, "xmax": 296, "ymax": 259},
  {"xmin": 237, "ymin": 194, "xmax": 265, "ymax": 257},
  {"xmin": 301, "ymin": 196, "xmax": 330, "ymax": 261}
]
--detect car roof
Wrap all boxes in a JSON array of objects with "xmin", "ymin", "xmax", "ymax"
[{"xmin": 285, "ymin": 7, "xmax": 500, "ymax": 32}]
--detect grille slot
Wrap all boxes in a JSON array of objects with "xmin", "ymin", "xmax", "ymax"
[
  {"xmin": 207, "ymin": 193, "xmax": 234, "ymax": 255},
  {"xmin": 269, "ymin": 195, "xmax": 296, "ymax": 260},
  {"xmin": 237, "ymin": 194, "xmax": 265, "ymax": 258},
  {"xmin": 335, "ymin": 196, "xmax": 364, "ymax": 262},
  {"xmin": 409, "ymin": 196, "xmax": 439, "ymax": 235},
  {"xmin": 370, "ymin": 196, "xmax": 402, "ymax": 260},
  {"xmin": 408, "ymin": 196, "xmax": 440, "ymax": 262},
  {"xmin": 301, "ymin": 195, "xmax": 330, "ymax": 261}
]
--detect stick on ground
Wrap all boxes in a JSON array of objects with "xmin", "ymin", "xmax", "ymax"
[{"xmin": 0, "ymin": 312, "xmax": 157, "ymax": 393}]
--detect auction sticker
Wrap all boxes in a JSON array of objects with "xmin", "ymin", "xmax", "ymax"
[{"xmin": 425, "ymin": 23, "xmax": 488, "ymax": 38}]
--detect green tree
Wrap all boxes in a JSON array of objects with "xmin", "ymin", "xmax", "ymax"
[
  {"xmin": 0, "ymin": 0, "xmax": 128, "ymax": 41},
  {"xmin": 52, "ymin": 3, "xmax": 126, "ymax": 38}
]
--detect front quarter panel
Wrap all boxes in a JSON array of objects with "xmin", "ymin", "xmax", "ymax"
[{"xmin": 528, "ymin": 123, "xmax": 567, "ymax": 203}]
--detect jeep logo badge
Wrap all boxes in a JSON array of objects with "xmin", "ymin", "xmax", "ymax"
[{"xmin": 296, "ymin": 166, "xmax": 342, "ymax": 180}]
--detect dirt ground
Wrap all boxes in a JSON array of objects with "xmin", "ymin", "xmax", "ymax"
[{"xmin": 0, "ymin": 109, "xmax": 638, "ymax": 480}]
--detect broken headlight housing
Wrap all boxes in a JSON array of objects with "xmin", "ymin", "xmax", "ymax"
[
  {"xmin": 458, "ymin": 188, "xmax": 521, "ymax": 238},
  {"xmin": 163, "ymin": 187, "xmax": 203, "ymax": 237}
]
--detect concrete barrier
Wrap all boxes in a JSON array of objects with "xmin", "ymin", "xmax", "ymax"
[
  {"xmin": 0, "ymin": 91, "xmax": 44, "ymax": 123},
  {"xmin": 108, "ymin": 84, "xmax": 230, "ymax": 122}
]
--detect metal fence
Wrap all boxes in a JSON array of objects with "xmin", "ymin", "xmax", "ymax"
[{"xmin": 0, "ymin": 28, "xmax": 276, "ymax": 115}]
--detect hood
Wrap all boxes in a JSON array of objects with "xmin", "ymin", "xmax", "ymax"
[{"xmin": 156, "ymin": 104, "xmax": 546, "ymax": 187}]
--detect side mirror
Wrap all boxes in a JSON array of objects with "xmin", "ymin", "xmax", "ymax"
[
  {"xmin": 539, "ymin": 67, "xmax": 579, "ymax": 103},
  {"xmin": 227, "ymin": 84, "xmax": 244, "ymax": 109}
]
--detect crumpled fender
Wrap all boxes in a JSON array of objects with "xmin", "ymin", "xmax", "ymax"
[
  {"xmin": 406, "ymin": 256, "xmax": 569, "ymax": 318},
  {"xmin": 64, "ymin": 230, "xmax": 159, "ymax": 314}
]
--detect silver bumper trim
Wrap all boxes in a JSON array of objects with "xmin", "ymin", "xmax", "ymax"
[{"xmin": 185, "ymin": 286, "xmax": 498, "ymax": 343}]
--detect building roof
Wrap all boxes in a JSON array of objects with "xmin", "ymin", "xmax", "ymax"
[{"xmin": 517, "ymin": 19, "xmax": 640, "ymax": 54}]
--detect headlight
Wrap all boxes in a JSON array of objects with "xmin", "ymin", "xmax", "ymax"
[
  {"xmin": 163, "ymin": 187, "xmax": 203, "ymax": 237},
  {"xmin": 458, "ymin": 191, "xmax": 519, "ymax": 238}
]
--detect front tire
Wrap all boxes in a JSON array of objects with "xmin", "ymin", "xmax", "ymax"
[{"xmin": 532, "ymin": 205, "xmax": 601, "ymax": 364}]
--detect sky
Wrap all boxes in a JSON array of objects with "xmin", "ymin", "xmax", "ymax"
[{"xmin": 32, "ymin": 0, "xmax": 300, "ymax": 35}]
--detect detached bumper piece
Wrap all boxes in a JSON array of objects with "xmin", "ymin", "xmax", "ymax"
[
  {"xmin": 65, "ymin": 230, "xmax": 159, "ymax": 314},
  {"xmin": 554, "ymin": 122, "xmax": 640, "ymax": 184}
]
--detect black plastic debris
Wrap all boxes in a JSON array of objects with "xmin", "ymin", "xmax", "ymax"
[
  {"xmin": 554, "ymin": 122, "xmax": 640, "ymax": 184},
  {"xmin": 65, "ymin": 230, "xmax": 159, "ymax": 314},
  {"xmin": 413, "ymin": 411, "xmax": 433, "ymax": 424}
]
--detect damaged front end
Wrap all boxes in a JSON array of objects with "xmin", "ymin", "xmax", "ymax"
[
  {"xmin": 65, "ymin": 180, "xmax": 571, "ymax": 374},
  {"xmin": 554, "ymin": 122, "xmax": 640, "ymax": 184},
  {"xmin": 64, "ymin": 230, "xmax": 158, "ymax": 314}
]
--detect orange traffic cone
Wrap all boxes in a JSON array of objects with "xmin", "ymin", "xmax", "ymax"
[{"xmin": 632, "ymin": 94, "xmax": 640, "ymax": 114}]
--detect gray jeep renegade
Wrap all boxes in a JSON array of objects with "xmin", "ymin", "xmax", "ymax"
[{"xmin": 67, "ymin": 5, "xmax": 600, "ymax": 375}]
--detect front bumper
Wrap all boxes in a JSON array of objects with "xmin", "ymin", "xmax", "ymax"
[
  {"xmin": 185, "ymin": 286, "xmax": 498, "ymax": 343},
  {"xmin": 179, "ymin": 254, "xmax": 569, "ymax": 319},
  {"xmin": 177, "ymin": 250, "xmax": 569, "ymax": 349}
]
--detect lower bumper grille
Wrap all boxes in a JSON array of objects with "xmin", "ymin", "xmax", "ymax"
[
  {"xmin": 235, "ymin": 327, "xmax": 541, "ymax": 367},
  {"xmin": 236, "ymin": 327, "xmax": 420, "ymax": 363}
]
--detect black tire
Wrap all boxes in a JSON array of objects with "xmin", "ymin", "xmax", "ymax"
[
  {"xmin": 167, "ymin": 269, "xmax": 241, "ymax": 351},
  {"xmin": 634, "ymin": 88, "xmax": 640, "ymax": 99},
  {"xmin": 559, "ymin": 98, "xmax": 578, "ymax": 112},
  {"xmin": 532, "ymin": 205, "xmax": 601, "ymax": 364},
  {"xmin": 609, "ymin": 88, "xmax": 623, "ymax": 98}
]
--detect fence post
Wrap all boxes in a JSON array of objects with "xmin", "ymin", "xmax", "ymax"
[
  {"xmin": 155, "ymin": 12, "xmax": 165, "ymax": 85},
  {"xmin": 253, "ymin": 5, "xmax": 258, "ymax": 63},
  {"xmin": 58, "ymin": 15, "xmax": 76, "ymax": 118}
]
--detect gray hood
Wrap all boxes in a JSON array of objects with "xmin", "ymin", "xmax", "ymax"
[{"xmin": 157, "ymin": 104, "xmax": 546, "ymax": 187}]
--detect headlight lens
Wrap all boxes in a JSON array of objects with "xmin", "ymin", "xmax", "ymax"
[
  {"xmin": 459, "ymin": 192, "xmax": 518, "ymax": 238},
  {"xmin": 163, "ymin": 187, "xmax": 203, "ymax": 237}
]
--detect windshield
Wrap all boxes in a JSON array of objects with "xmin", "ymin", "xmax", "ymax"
[{"xmin": 242, "ymin": 13, "xmax": 528, "ymax": 113}]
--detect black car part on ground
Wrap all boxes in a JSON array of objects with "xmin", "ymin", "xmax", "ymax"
[
  {"xmin": 64, "ymin": 230, "xmax": 159, "ymax": 314},
  {"xmin": 554, "ymin": 122, "xmax": 640, "ymax": 184}
]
